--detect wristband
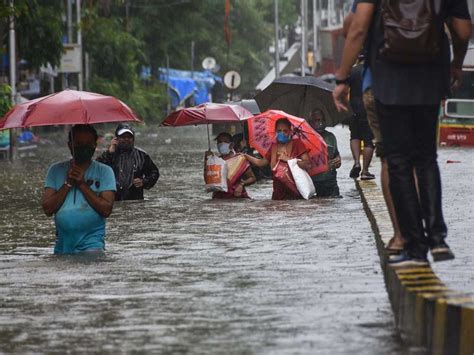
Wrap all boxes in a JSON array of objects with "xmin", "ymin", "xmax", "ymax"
[
  {"xmin": 335, "ymin": 77, "xmax": 350, "ymax": 85},
  {"xmin": 64, "ymin": 181, "xmax": 72, "ymax": 188}
]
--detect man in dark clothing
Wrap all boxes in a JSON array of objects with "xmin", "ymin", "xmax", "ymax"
[
  {"xmin": 97, "ymin": 124, "xmax": 159, "ymax": 200},
  {"xmin": 333, "ymin": 0, "xmax": 471, "ymax": 267},
  {"xmin": 348, "ymin": 61, "xmax": 375, "ymax": 180},
  {"xmin": 308, "ymin": 109, "xmax": 342, "ymax": 198}
]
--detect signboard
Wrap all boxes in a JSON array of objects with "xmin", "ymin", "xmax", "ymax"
[
  {"xmin": 224, "ymin": 70, "xmax": 241, "ymax": 90},
  {"xmin": 58, "ymin": 44, "xmax": 82, "ymax": 73},
  {"xmin": 202, "ymin": 57, "xmax": 216, "ymax": 71}
]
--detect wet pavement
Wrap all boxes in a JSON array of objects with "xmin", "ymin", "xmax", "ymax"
[
  {"xmin": 0, "ymin": 125, "xmax": 448, "ymax": 354},
  {"xmin": 430, "ymin": 148, "xmax": 474, "ymax": 293}
]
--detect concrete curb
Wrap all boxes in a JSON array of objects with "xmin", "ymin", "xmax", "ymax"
[{"xmin": 356, "ymin": 180, "xmax": 474, "ymax": 355}]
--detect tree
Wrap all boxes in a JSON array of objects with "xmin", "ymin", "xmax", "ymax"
[{"xmin": 0, "ymin": 1, "xmax": 63, "ymax": 69}]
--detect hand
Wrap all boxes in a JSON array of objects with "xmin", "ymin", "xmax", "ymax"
[
  {"xmin": 67, "ymin": 164, "xmax": 85, "ymax": 186},
  {"xmin": 234, "ymin": 183, "xmax": 244, "ymax": 197},
  {"xmin": 108, "ymin": 137, "xmax": 118, "ymax": 153},
  {"xmin": 329, "ymin": 156, "xmax": 341, "ymax": 169},
  {"xmin": 132, "ymin": 178, "xmax": 144, "ymax": 188},
  {"xmin": 332, "ymin": 84, "xmax": 350, "ymax": 112},
  {"xmin": 450, "ymin": 64, "xmax": 463, "ymax": 92}
]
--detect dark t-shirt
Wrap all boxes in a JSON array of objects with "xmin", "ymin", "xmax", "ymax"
[
  {"xmin": 355, "ymin": 0, "xmax": 471, "ymax": 105},
  {"xmin": 348, "ymin": 64, "xmax": 367, "ymax": 118}
]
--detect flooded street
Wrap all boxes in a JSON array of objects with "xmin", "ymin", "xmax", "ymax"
[{"xmin": 1, "ymin": 126, "xmax": 407, "ymax": 353}]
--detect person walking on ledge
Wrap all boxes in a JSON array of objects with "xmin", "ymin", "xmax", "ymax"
[{"xmin": 333, "ymin": 0, "xmax": 471, "ymax": 267}]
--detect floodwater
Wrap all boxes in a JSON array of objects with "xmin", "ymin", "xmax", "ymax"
[{"xmin": 0, "ymin": 126, "xmax": 408, "ymax": 354}]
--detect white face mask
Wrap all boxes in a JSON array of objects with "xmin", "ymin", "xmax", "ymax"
[{"xmin": 217, "ymin": 142, "xmax": 231, "ymax": 155}]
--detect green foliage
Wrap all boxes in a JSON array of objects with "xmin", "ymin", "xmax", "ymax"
[
  {"xmin": 1, "ymin": 1, "xmax": 64, "ymax": 69},
  {"xmin": 0, "ymin": 84, "xmax": 12, "ymax": 117},
  {"xmin": 84, "ymin": 16, "xmax": 143, "ymax": 94},
  {"xmin": 81, "ymin": 0, "xmax": 299, "ymax": 121}
]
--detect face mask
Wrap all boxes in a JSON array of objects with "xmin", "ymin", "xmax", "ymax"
[
  {"xmin": 276, "ymin": 132, "xmax": 291, "ymax": 144},
  {"xmin": 73, "ymin": 145, "xmax": 95, "ymax": 164},
  {"xmin": 118, "ymin": 141, "xmax": 133, "ymax": 152},
  {"xmin": 217, "ymin": 142, "xmax": 231, "ymax": 155}
]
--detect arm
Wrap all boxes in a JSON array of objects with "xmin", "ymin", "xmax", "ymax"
[
  {"xmin": 243, "ymin": 153, "xmax": 269, "ymax": 168},
  {"xmin": 96, "ymin": 150, "xmax": 114, "ymax": 165},
  {"xmin": 343, "ymin": 12, "xmax": 354, "ymax": 38},
  {"xmin": 296, "ymin": 151, "xmax": 311, "ymax": 170},
  {"xmin": 42, "ymin": 185, "xmax": 71, "ymax": 217},
  {"xmin": 233, "ymin": 167, "xmax": 257, "ymax": 197},
  {"xmin": 240, "ymin": 167, "xmax": 257, "ymax": 187},
  {"xmin": 333, "ymin": 3, "xmax": 375, "ymax": 111},
  {"xmin": 97, "ymin": 138, "xmax": 118, "ymax": 164},
  {"xmin": 447, "ymin": 17, "xmax": 472, "ymax": 90},
  {"xmin": 77, "ymin": 183, "xmax": 115, "ymax": 218},
  {"xmin": 330, "ymin": 154, "xmax": 342, "ymax": 169},
  {"xmin": 141, "ymin": 155, "xmax": 159, "ymax": 189}
]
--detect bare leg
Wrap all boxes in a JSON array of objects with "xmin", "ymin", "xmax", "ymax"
[
  {"xmin": 381, "ymin": 158, "xmax": 404, "ymax": 250},
  {"xmin": 361, "ymin": 147, "xmax": 374, "ymax": 175},
  {"xmin": 350, "ymin": 139, "xmax": 361, "ymax": 166}
]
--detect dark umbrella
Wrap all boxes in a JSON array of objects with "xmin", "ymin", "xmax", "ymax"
[{"xmin": 254, "ymin": 76, "xmax": 351, "ymax": 127}]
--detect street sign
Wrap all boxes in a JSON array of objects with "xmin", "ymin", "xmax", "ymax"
[
  {"xmin": 202, "ymin": 57, "xmax": 216, "ymax": 71},
  {"xmin": 58, "ymin": 44, "xmax": 82, "ymax": 73},
  {"xmin": 224, "ymin": 70, "xmax": 241, "ymax": 90}
]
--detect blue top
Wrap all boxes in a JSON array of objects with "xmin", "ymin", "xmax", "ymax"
[
  {"xmin": 45, "ymin": 160, "xmax": 116, "ymax": 254},
  {"xmin": 362, "ymin": 66, "xmax": 372, "ymax": 92}
]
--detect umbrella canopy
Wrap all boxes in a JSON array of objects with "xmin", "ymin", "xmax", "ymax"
[
  {"xmin": 161, "ymin": 102, "xmax": 253, "ymax": 127},
  {"xmin": 254, "ymin": 76, "xmax": 351, "ymax": 127},
  {"xmin": 0, "ymin": 89, "xmax": 141, "ymax": 130},
  {"xmin": 227, "ymin": 99, "xmax": 261, "ymax": 115},
  {"xmin": 247, "ymin": 109, "xmax": 328, "ymax": 176}
]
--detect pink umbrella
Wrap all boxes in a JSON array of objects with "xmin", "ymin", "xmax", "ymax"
[
  {"xmin": 162, "ymin": 102, "xmax": 252, "ymax": 127},
  {"xmin": 0, "ymin": 89, "xmax": 141, "ymax": 130},
  {"xmin": 162, "ymin": 102, "xmax": 253, "ymax": 149}
]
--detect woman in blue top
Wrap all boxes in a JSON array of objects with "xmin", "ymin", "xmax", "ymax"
[{"xmin": 42, "ymin": 125, "xmax": 116, "ymax": 254}]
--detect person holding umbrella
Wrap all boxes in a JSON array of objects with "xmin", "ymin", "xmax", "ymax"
[
  {"xmin": 243, "ymin": 117, "xmax": 312, "ymax": 200},
  {"xmin": 42, "ymin": 125, "xmax": 116, "ymax": 255},
  {"xmin": 206, "ymin": 132, "xmax": 256, "ymax": 199}
]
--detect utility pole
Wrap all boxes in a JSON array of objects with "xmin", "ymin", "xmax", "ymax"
[
  {"xmin": 274, "ymin": 0, "xmax": 280, "ymax": 79},
  {"xmin": 8, "ymin": 0, "xmax": 16, "ymax": 161},
  {"xmin": 191, "ymin": 41, "xmax": 195, "ymax": 79},
  {"xmin": 77, "ymin": 0, "xmax": 83, "ymax": 91},
  {"xmin": 312, "ymin": 0, "xmax": 319, "ymax": 74},
  {"xmin": 300, "ymin": 0, "xmax": 307, "ymax": 77}
]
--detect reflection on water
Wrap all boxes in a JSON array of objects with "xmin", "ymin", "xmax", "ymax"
[{"xmin": 0, "ymin": 126, "xmax": 405, "ymax": 353}]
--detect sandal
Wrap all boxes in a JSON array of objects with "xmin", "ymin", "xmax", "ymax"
[
  {"xmin": 349, "ymin": 164, "xmax": 361, "ymax": 178},
  {"xmin": 360, "ymin": 171, "xmax": 375, "ymax": 180}
]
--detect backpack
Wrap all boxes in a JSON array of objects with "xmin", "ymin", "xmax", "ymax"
[{"xmin": 379, "ymin": 0, "xmax": 442, "ymax": 63}]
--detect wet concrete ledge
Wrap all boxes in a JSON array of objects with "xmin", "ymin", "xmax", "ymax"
[{"xmin": 356, "ymin": 180, "xmax": 474, "ymax": 355}]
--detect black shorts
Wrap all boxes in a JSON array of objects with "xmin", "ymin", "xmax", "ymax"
[{"xmin": 349, "ymin": 115, "xmax": 375, "ymax": 148}]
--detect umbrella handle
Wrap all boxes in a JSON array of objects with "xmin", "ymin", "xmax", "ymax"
[{"xmin": 207, "ymin": 123, "xmax": 211, "ymax": 151}]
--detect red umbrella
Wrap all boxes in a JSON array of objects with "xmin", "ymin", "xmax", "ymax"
[
  {"xmin": 0, "ymin": 89, "xmax": 141, "ymax": 130},
  {"xmin": 161, "ymin": 102, "xmax": 252, "ymax": 126},
  {"xmin": 247, "ymin": 109, "xmax": 328, "ymax": 176},
  {"xmin": 161, "ymin": 102, "xmax": 253, "ymax": 149}
]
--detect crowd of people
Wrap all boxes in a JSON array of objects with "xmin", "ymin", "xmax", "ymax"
[{"xmin": 41, "ymin": 0, "xmax": 471, "ymax": 270}]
